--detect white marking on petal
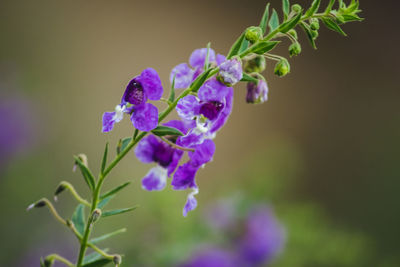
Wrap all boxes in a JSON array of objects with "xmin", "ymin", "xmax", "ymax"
[{"xmin": 113, "ymin": 105, "xmax": 126, "ymax": 123}]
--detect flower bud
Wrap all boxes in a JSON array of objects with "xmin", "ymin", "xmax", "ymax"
[
  {"xmin": 73, "ymin": 153, "xmax": 88, "ymax": 172},
  {"xmin": 291, "ymin": 4, "xmax": 302, "ymax": 13},
  {"xmin": 90, "ymin": 208, "xmax": 102, "ymax": 226},
  {"xmin": 26, "ymin": 200, "xmax": 46, "ymax": 211},
  {"xmin": 245, "ymin": 26, "xmax": 263, "ymax": 43},
  {"xmin": 274, "ymin": 59, "xmax": 290, "ymax": 77},
  {"xmin": 113, "ymin": 255, "xmax": 122, "ymax": 265},
  {"xmin": 310, "ymin": 18, "xmax": 320, "ymax": 30},
  {"xmin": 53, "ymin": 183, "xmax": 66, "ymax": 201},
  {"xmin": 217, "ymin": 58, "xmax": 243, "ymax": 86},
  {"xmin": 288, "ymin": 29, "xmax": 298, "ymax": 40},
  {"xmin": 246, "ymin": 80, "xmax": 269, "ymax": 104},
  {"xmin": 311, "ymin": 29, "xmax": 319, "ymax": 39},
  {"xmin": 244, "ymin": 55, "xmax": 266, "ymax": 73},
  {"xmin": 289, "ymin": 42, "xmax": 301, "ymax": 57},
  {"xmin": 44, "ymin": 257, "xmax": 54, "ymax": 267}
]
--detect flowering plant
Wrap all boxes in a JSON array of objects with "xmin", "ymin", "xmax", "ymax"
[{"xmin": 28, "ymin": 1, "xmax": 362, "ymax": 266}]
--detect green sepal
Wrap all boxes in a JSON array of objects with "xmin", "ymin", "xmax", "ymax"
[
  {"xmin": 40, "ymin": 257, "xmax": 46, "ymax": 267},
  {"xmin": 241, "ymin": 73, "xmax": 259, "ymax": 84},
  {"xmin": 83, "ymin": 249, "xmax": 110, "ymax": 265},
  {"xmin": 341, "ymin": 14, "xmax": 363, "ymax": 22},
  {"xmin": 72, "ymin": 204, "xmax": 86, "ymax": 235},
  {"xmin": 239, "ymin": 39, "xmax": 249, "ymax": 54},
  {"xmin": 282, "ymin": 0, "xmax": 290, "ymax": 19},
  {"xmin": 97, "ymin": 195, "xmax": 114, "ymax": 209},
  {"xmin": 268, "ymin": 9, "xmax": 279, "ymax": 32},
  {"xmin": 279, "ymin": 11, "xmax": 302, "ymax": 33},
  {"xmin": 325, "ymin": 0, "xmax": 336, "ymax": 14},
  {"xmin": 300, "ymin": 22, "xmax": 317, "ymax": 49},
  {"xmin": 100, "ymin": 142, "xmax": 108, "ymax": 175},
  {"xmin": 321, "ymin": 17, "xmax": 347, "ymax": 36},
  {"xmin": 74, "ymin": 155, "xmax": 95, "ymax": 191},
  {"xmin": 190, "ymin": 68, "xmax": 213, "ymax": 92},
  {"xmin": 259, "ymin": 3, "xmax": 270, "ymax": 35},
  {"xmin": 102, "ymin": 206, "xmax": 138, "ymax": 218},
  {"xmin": 89, "ymin": 228, "xmax": 127, "ymax": 244},
  {"xmin": 100, "ymin": 181, "xmax": 131, "ymax": 200},
  {"xmin": 227, "ymin": 32, "xmax": 246, "ymax": 59},
  {"xmin": 248, "ymin": 41, "xmax": 280, "ymax": 55},
  {"xmin": 305, "ymin": 0, "xmax": 321, "ymax": 18},
  {"xmin": 168, "ymin": 75, "xmax": 176, "ymax": 102},
  {"xmin": 151, "ymin": 125, "xmax": 184, "ymax": 137},
  {"xmin": 116, "ymin": 137, "xmax": 132, "ymax": 155},
  {"xmin": 82, "ymin": 258, "xmax": 112, "ymax": 267}
]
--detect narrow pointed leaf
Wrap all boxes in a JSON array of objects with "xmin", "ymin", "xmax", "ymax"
[
  {"xmin": 248, "ymin": 41, "xmax": 280, "ymax": 55},
  {"xmin": 83, "ymin": 249, "xmax": 110, "ymax": 265},
  {"xmin": 241, "ymin": 73, "xmax": 259, "ymax": 83},
  {"xmin": 72, "ymin": 204, "xmax": 86, "ymax": 235},
  {"xmin": 90, "ymin": 228, "xmax": 127, "ymax": 244},
  {"xmin": 74, "ymin": 156, "xmax": 95, "ymax": 191},
  {"xmin": 101, "ymin": 206, "xmax": 138, "ymax": 218},
  {"xmin": 100, "ymin": 142, "xmax": 108, "ymax": 175},
  {"xmin": 190, "ymin": 67, "xmax": 213, "ymax": 93},
  {"xmin": 279, "ymin": 11, "xmax": 302, "ymax": 33},
  {"xmin": 300, "ymin": 22, "xmax": 317, "ymax": 49},
  {"xmin": 282, "ymin": 0, "xmax": 290, "ymax": 19},
  {"xmin": 268, "ymin": 9, "xmax": 279, "ymax": 32},
  {"xmin": 117, "ymin": 137, "xmax": 132, "ymax": 155},
  {"xmin": 40, "ymin": 258, "xmax": 45, "ymax": 267},
  {"xmin": 97, "ymin": 195, "xmax": 114, "ymax": 209},
  {"xmin": 259, "ymin": 3, "xmax": 270, "ymax": 34},
  {"xmin": 168, "ymin": 75, "xmax": 176, "ymax": 102},
  {"xmin": 342, "ymin": 14, "xmax": 363, "ymax": 22},
  {"xmin": 82, "ymin": 258, "xmax": 112, "ymax": 267},
  {"xmin": 151, "ymin": 125, "xmax": 184, "ymax": 137},
  {"xmin": 204, "ymin": 42, "xmax": 211, "ymax": 71},
  {"xmin": 305, "ymin": 0, "xmax": 321, "ymax": 18},
  {"xmin": 227, "ymin": 32, "xmax": 246, "ymax": 59},
  {"xmin": 100, "ymin": 181, "xmax": 131, "ymax": 200},
  {"xmin": 325, "ymin": 0, "xmax": 336, "ymax": 13},
  {"xmin": 239, "ymin": 39, "xmax": 249, "ymax": 54},
  {"xmin": 321, "ymin": 17, "xmax": 347, "ymax": 36}
]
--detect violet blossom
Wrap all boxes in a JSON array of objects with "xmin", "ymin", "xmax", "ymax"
[
  {"xmin": 102, "ymin": 68, "xmax": 163, "ymax": 132},
  {"xmin": 246, "ymin": 80, "xmax": 268, "ymax": 104},
  {"xmin": 218, "ymin": 58, "xmax": 243, "ymax": 86}
]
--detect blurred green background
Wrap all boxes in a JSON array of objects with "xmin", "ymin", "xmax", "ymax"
[{"xmin": 0, "ymin": 0, "xmax": 399, "ymax": 266}]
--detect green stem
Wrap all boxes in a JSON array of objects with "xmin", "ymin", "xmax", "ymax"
[{"xmin": 45, "ymin": 254, "xmax": 74, "ymax": 267}]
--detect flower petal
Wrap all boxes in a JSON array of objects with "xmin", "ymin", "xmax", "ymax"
[
  {"xmin": 134, "ymin": 135, "xmax": 159, "ymax": 163},
  {"xmin": 176, "ymin": 95, "xmax": 199, "ymax": 121},
  {"xmin": 138, "ymin": 68, "xmax": 163, "ymax": 101},
  {"xmin": 189, "ymin": 48, "xmax": 216, "ymax": 69},
  {"xmin": 183, "ymin": 188, "xmax": 199, "ymax": 217},
  {"xmin": 167, "ymin": 149, "xmax": 184, "ymax": 177},
  {"xmin": 102, "ymin": 111, "xmax": 116, "ymax": 132},
  {"xmin": 170, "ymin": 63, "xmax": 195, "ymax": 89},
  {"xmin": 198, "ymin": 78, "xmax": 230, "ymax": 103},
  {"xmin": 142, "ymin": 166, "xmax": 168, "ymax": 191},
  {"xmin": 171, "ymin": 162, "xmax": 198, "ymax": 190},
  {"xmin": 189, "ymin": 139, "xmax": 215, "ymax": 166},
  {"xmin": 216, "ymin": 54, "xmax": 227, "ymax": 66},
  {"xmin": 210, "ymin": 87, "xmax": 234, "ymax": 133},
  {"xmin": 219, "ymin": 58, "xmax": 243, "ymax": 85},
  {"xmin": 131, "ymin": 103, "xmax": 159, "ymax": 132}
]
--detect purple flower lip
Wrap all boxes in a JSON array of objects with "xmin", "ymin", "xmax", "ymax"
[
  {"xmin": 122, "ymin": 79, "xmax": 145, "ymax": 105},
  {"xmin": 199, "ymin": 101, "xmax": 224, "ymax": 120},
  {"xmin": 152, "ymin": 142, "xmax": 175, "ymax": 168}
]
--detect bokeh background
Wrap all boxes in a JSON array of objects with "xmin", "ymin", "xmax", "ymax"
[{"xmin": 0, "ymin": 0, "xmax": 399, "ymax": 266}]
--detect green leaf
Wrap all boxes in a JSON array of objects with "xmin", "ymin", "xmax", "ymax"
[
  {"xmin": 305, "ymin": 0, "xmax": 321, "ymax": 18},
  {"xmin": 321, "ymin": 17, "xmax": 347, "ymax": 36},
  {"xmin": 190, "ymin": 68, "xmax": 213, "ymax": 92},
  {"xmin": 82, "ymin": 258, "xmax": 112, "ymax": 267},
  {"xmin": 259, "ymin": 3, "xmax": 270, "ymax": 34},
  {"xmin": 282, "ymin": 0, "xmax": 290, "ymax": 19},
  {"xmin": 97, "ymin": 195, "xmax": 114, "ymax": 209},
  {"xmin": 239, "ymin": 39, "xmax": 249, "ymax": 54},
  {"xmin": 116, "ymin": 137, "xmax": 132, "ymax": 155},
  {"xmin": 227, "ymin": 32, "xmax": 246, "ymax": 59},
  {"xmin": 100, "ymin": 142, "xmax": 108, "ymax": 175},
  {"xmin": 279, "ymin": 11, "xmax": 302, "ymax": 33},
  {"xmin": 248, "ymin": 41, "xmax": 280, "ymax": 55},
  {"xmin": 102, "ymin": 206, "xmax": 138, "ymax": 218},
  {"xmin": 100, "ymin": 181, "xmax": 131, "ymax": 200},
  {"xmin": 300, "ymin": 22, "xmax": 317, "ymax": 49},
  {"xmin": 74, "ymin": 156, "xmax": 95, "ymax": 191},
  {"xmin": 168, "ymin": 75, "xmax": 176, "ymax": 102},
  {"xmin": 90, "ymin": 228, "xmax": 127, "ymax": 244},
  {"xmin": 204, "ymin": 42, "xmax": 211, "ymax": 71},
  {"xmin": 151, "ymin": 125, "xmax": 184, "ymax": 137},
  {"xmin": 342, "ymin": 14, "xmax": 362, "ymax": 22},
  {"xmin": 40, "ymin": 257, "xmax": 45, "ymax": 267},
  {"xmin": 325, "ymin": 0, "xmax": 336, "ymax": 13},
  {"xmin": 241, "ymin": 73, "xmax": 259, "ymax": 83},
  {"xmin": 72, "ymin": 204, "xmax": 86, "ymax": 235},
  {"xmin": 268, "ymin": 9, "xmax": 279, "ymax": 32},
  {"xmin": 83, "ymin": 249, "xmax": 110, "ymax": 265}
]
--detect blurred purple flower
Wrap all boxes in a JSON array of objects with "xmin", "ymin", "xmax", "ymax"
[
  {"xmin": 180, "ymin": 247, "xmax": 237, "ymax": 267},
  {"xmin": 246, "ymin": 80, "xmax": 268, "ymax": 104}
]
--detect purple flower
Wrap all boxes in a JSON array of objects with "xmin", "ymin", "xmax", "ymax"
[
  {"xmin": 239, "ymin": 206, "xmax": 285, "ymax": 265},
  {"xmin": 180, "ymin": 247, "xmax": 237, "ymax": 267},
  {"xmin": 218, "ymin": 58, "xmax": 243, "ymax": 86},
  {"xmin": 246, "ymin": 80, "xmax": 268, "ymax": 104},
  {"xmin": 102, "ymin": 68, "xmax": 163, "ymax": 132},
  {"xmin": 170, "ymin": 48, "xmax": 226, "ymax": 89},
  {"xmin": 176, "ymin": 78, "xmax": 233, "ymax": 147}
]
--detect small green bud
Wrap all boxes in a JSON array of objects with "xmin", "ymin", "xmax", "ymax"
[
  {"xmin": 291, "ymin": 4, "xmax": 302, "ymax": 13},
  {"xmin": 44, "ymin": 257, "xmax": 54, "ymax": 267},
  {"xmin": 245, "ymin": 26, "xmax": 263, "ymax": 43},
  {"xmin": 311, "ymin": 29, "xmax": 319, "ymax": 39},
  {"xmin": 288, "ymin": 29, "xmax": 298, "ymax": 40},
  {"xmin": 310, "ymin": 18, "xmax": 320, "ymax": 30},
  {"xmin": 27, "ymin": 199, "xmax": 46, "ymax": 211},
  {"xmin": 90, "ymin": 208, "xmax": 102, "ymax": 226},
  {"xmin": 244, "ymin": 55, "xmax": 266, "ymax": 73},
  {"xmin": 113, "ymin": 255, "xmax": 122, "ymax": 265},
  {"xmin": 274, "ymin": 59, "xmax": 290, "ymax": 77},
  {"xmin": 289, "ymin": 43, "xmax": 301, "ymax": 57}
]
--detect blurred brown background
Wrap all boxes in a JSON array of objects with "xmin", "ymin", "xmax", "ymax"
[{"xmin": 0, "ymin": 0, "xmax": 399, "ymax": 266}]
